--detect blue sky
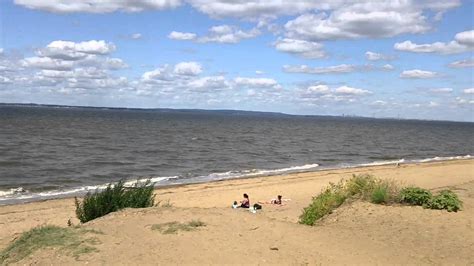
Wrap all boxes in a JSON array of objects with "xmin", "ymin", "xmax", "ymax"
[{"xmin": 0, "ymin": 0, "xmax": 473, "ymax": 121}]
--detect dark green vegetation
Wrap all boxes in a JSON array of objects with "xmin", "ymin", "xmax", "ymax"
[
  {"xmin": 399, "ymin": 187, "xmax": 432, "ymax": 206},
  {"xmin": 300, "ymin": 175, "xmax": 463, "ymax": 226},
  {"xmin": 151, "ymin": 220, "xmax": 206, "ymax": 234},
  {"xmin": 0, "ymin": 225, "xmax": 101, "ymax": 264},
  {"xmin": 75, "ymin": 180, "xmax": 155, "ymax": 223},
  {"xmin": 424, "ymin": 190, "xmax": 463, "ymax": 212}
]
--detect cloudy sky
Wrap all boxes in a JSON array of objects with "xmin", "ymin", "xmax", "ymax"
[{"xmin": 0, "ymin": 0, "xmax": 473, "ymax": 121}]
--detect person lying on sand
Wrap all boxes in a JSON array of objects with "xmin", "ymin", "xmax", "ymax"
[{"xmin": 258, "ymin": 195, "xmax": 290, "ymax": 206}]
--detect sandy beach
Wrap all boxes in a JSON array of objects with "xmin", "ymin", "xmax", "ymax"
[{"xmin": 1, "ymin": 159, "xmax": 473, "ymax": 265}]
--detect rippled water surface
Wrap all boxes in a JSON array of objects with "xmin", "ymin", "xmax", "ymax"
[{"xmin": 1, "ymin": 106, "xmax": 473, "ymax": 203}]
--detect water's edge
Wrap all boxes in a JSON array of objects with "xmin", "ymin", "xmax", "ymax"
[{"xmin": 1, "ymin": 155, "xmax": 471, "ymax": 206}]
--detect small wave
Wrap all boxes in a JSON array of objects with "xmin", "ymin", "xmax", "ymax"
[
  {"xmin": 413, "ymin": 155, "xmax": 472, "ymax": 163},
  {"xmin": 358, "ymin": 159, "xmax": 406, "ymax": 167},
  {"xmin": 0, "ymin": 187, "xmax": 28, "ymax": 197},
  {"xmin": 0, "ymin": 176, "xmax": 179, "ymax": 203}
]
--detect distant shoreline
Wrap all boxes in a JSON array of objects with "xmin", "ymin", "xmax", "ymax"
[{"xmin": 2, "ymin": 102, "xmax": 472, "ymax": 123}]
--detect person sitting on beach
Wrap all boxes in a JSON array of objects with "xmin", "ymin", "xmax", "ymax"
[{"xmin": 240, "ymin": 193, "xmax": 250, "ymax": 208}]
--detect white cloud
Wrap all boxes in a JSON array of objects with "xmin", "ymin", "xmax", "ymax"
[
  {"xmin": 448, "ymin": 58, "xmax": 474, "ymax": 68},
  {"xmin": 464, "ymin": 88, "xmax": 474, "ymax": 94},
  {"xmin": 365, "ymin": 51, "xmax": 394, "ymax": 61},
  {"xmin": 334, "ymin": 86, "xmax": 371, "ymax": 96},
  {"xmin": 234, "ymin": 77, "xmax": 278, "ymax": 88},
  {"xmin": 255, "ymin": 70, "xmax": 264, "ymax": 75},
  {"xmin": 198, "ymin": 25, "xmax": 260, "ymax": 43},
  {"xmin": 14, "ymin": 0, "xmax": 181, "ymax": 13},
  {"xmin": 394, "ymin": 30, "xmax": 473, "ymax": 54},
  {"xmin": 400, "ymin": 69, "xmax": 438, "ymax": 79},
  {"xmin": 188, "ymin": 76, "xmax": 229, "ymax": 90},
  {"xmin": 299, "ymin": 84, "xmax": 372, "ymax": 103},
  {"xmin": 455, "ymin": 30, "xmax": 474, "ymax": 46},
  {"xmin": 186, "ymin": 0, "xmax": 460, "ymax": 20},
  {"xmin": 141, "ymin": 66, "xmax": 170, "ymax": 82},
  {"xmin": 38, "ymin": 40, "xmax": 116, "ymax": 60},
  {"xmin": 173, "ymin": 62, "xmax": 202, "ymax": 76},
  {"xmin": 168, "ymin": 31, "xmax": 197, "ymax": 40},
  {"xmin": 285, "ymin": 7, "xmax": 430, "ymax": 41},
  {"xmin": 169, "ymin": 26, "xmax": 260, "ymax": 44},
  {"xmin": 22, "ymin": 57, "xmax": 74, "ymax": 70},
  {"xmin": 131, "ymin": 33, "xmax": 142, "ymax": 39},
  {"xmin": 274, "ymin": 38, "xmax": 325, "ymax": 59},
  {"xmin": 430, "ymin": 88, "xmax": 453, "ymax": 93},
  {"xmin": 283, "ymin": 64, "xmax": 393, "ymax": 74}
]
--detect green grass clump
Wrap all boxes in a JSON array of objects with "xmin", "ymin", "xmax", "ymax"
[
  {"xmin": 151, "ymin": 220, "xmax": 206, "ymax": 234},
  {"xmin": 0, "ymin": 225, "xmax": 100, "ymax": 264},
  {"xmin": 399, "ymin": 187, "xmax": 432, "ymax": 206},
  {"xmin": 424, "ymin": 190, "xmax": 463, "ymax": 212},
  {"xmin": 370, "ymin": 179, "xmax": 400, "ymax": 204},
  {"xmin": 346, "ymin": 174, "xmax": 377, "ymax": 198},
  {"xmin": 75, "ymin": 179, "xmax": 155, "ymax": 223},
  {"xmin": 299, "ymin": 181, "xmax": 347, "ymax": 226}
]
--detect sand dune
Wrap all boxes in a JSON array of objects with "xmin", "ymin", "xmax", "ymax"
[{"xmin": 1, "ymin": 159, "xmax": 473, "ymax": 265}]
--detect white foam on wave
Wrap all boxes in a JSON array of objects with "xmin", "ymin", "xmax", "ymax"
[
  {"xmin": 0, "ymin": 176, "xmax": 179, "ymax": 203},
  {"xmin": 413, "ymin": 155, "xmax": 472, "ymax": 163},
  {"xmin": 0, "ymin": 155, "xmax": 472, "ymax": 204}
]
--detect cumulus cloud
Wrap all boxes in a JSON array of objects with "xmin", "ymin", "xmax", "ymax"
[
  {"xmin": 285, "ymin": 6, "xmax": 429, "ymax": 41},
  {"xmin": 300, "ymin": 84, "xmax": 372, "ymax": 103},
  {"xmin": 234, "ymin": 77, "xmax": 279, "ymax": 88},
  {"xmin": 400, "ymin": 69, "xmax": 438, "ymax": 79},
  {"xmin": 334, "ymin": 86, "xmax": 371, "ymax": 96},
  {"xmin": 14, "ymin": 0, "xmax": 181, "ymax": 13},
  {"xmin": 188, "ymin": 76, "xmax": 229, "ymax": 90},
  {"xmin": 37, "ymin": 40, "xmax": 115, "ymax": 60},
  {"xmin": 173, "ymin": 62, "xmax": 202, "ymax": 76},
  {"xmin": 365, "ymin": 51, "xmax": 395, "ymax": 61},
  {"xmin": 274, "ymin": 38, "xmax": 325, "ymax": 59},
  {"xmin": 394, "ymin": 30, "xmax": 474, "ymax": 54},
  {"xmin": 168, "ymin": 26, "xmax": 260, "ymax": 44},
  {"xmin": 448, "ymin": 58, "xmax": 474, "ymax": 68},
  {"xmin": 464, "ymin": 88, "xmax": 474, "ymax": 94},
  {"xmin": 283, "ymin": 64, "xmax": 394, "ymax": 74},
  {"xmin": 198, "ymin": 25, "xmax": 260, "ymax": 43},
  {"xmin": 21, "ymin": 57, "xmax": 74, "ymax": 70},
  {"xmin": 168, "ymin": 31, "xmax": 197, "ymax": 40}
]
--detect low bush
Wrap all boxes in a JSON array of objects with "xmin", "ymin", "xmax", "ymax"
[
  {"xmin": 0, "ymin": 225, "xmax": 100, "ymax": 264},
  {"xmin": 346, "ymin": 174, "xmax": 377, "ymax": 198},
  {"xmin": 75, "ymin": 179, "xmax": 155, "ymax": 223},
  {"xmin": 371, "ymin": 184, "xmax": 389, "ymax": 204},
  {"xmin": 399, "ymin": 187, "xmax": 432, "ymax": 206},
  {"xmin": 424, "ymin": 190, "xmax": 463, "ymax": 212},
  {"xmin": 299, "ymin": 181, "xmax": 347, "ymax": 226}
]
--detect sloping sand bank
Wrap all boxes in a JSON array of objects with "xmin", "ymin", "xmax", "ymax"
[{"xmin": 1, "ymin": 159, "xmax": 473, "ymax": 265}]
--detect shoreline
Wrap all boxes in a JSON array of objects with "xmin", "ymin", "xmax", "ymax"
[
  {"xmin": 1, "ymin": 155, "xmax": 472, "ymax": 206},
  {"xmin": 1, "ymin": 158, "xmax": 473, "ymax": 264}
]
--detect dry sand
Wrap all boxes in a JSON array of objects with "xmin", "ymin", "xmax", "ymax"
[{"xmin": 1, "ymin": 159, "xmax": 474, "ymax": 265}]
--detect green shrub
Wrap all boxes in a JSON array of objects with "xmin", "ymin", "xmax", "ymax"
[
  {"xmin": 346, "ymin": 174, "xmax": 377, "ymax": 198},
  {"xmin": 299, "ymin": 181, "xmax": 347, "ymax": 226},
  {"xmin": 371, "ymin": 179, "xmax": 400, "ymax": 204},
  {"xmin": 75, "ymin": 180, "xmax": 155, "ymax": 223},
  {"xmin": 399, "ymin": 187, "xmax": 432, "ymax": 206},
  {"xmin": 424, "ymin": 190, "xmax": 462, "ymax": 212},
  {"xmin": 371, "ymin": 184, "xmax": 389, "ymax": 204}
]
